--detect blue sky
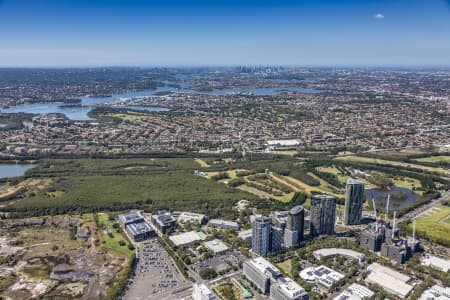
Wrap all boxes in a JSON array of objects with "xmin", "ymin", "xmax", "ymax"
[{"xmin": 0, "ymin": 0, "xmax": 449, "ymax": 67}]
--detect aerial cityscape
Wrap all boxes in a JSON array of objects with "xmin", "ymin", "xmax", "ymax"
[{"xmin": 0, "ymin": 0, "xmax": 449, "ymax": 300}]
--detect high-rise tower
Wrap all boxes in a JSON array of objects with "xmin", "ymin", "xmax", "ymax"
[
  {"xmin": 344, "ymin": 178, "xmax": 365, "ymax": 225},
  {"xmin": 310, "ymin": 194, "xmax": 336, "ymax": 236},
  {"xmin": 252, "ymin": 216, "xmax": 271, "ymax": 255}
]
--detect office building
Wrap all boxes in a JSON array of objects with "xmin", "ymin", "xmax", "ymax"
[
  {"xmin": 333, "ymin": 283, "xmax": 374, "ymax": 300},
  {"xmin": 238, "ymin": 229, "xmax": 252, "ymax": 242},
  {"xmin": 344, "ymin": 179, "xmax": 365, "ymax": 225},
  {"xmin": 299, "ymin": 265, "xmax": 344, "ymax": 290},
  {"xmin": 310, "ymin": 195, "xmax": 336, "ymax": 236},
  {"xmin": 151, "ymin": 210, "xmax": 176, "ymax": 234},
  {"xmin": 204, "ymin": 239, "xmax": 229, "ymax": 254},
  {"xmin": 270, "ymin": 226, "xmax": 284, "ymax": 252},
  {"xmin": 192, "ymin": 283, "xmax": 216, "ymax": 300},
  {"xmin": 208, "ymin": 219, "xmax": 240, "ymax": 231},
  {"xmin": 284, "ymin": 205, "xmax": 304, "ymax": 247},
  {"xmin": 271, "ymin": 211, "xmax": 289, "ymax": 229},
  {"xmin": 243, "ymin": 257, "xmax": 282, "ymax": 294},
  {"xmin": 175, "ymin": 211, "xmax": 207, "ymax": 225},
  {"xmin": 118, "ymin": 210, "xmax": 145, "ymax": 227},
  {"xmin": 125, "ymin": 222, "xmax": 155, "ymax": 242},
  {"xmin": 270, "ymin": 277, "xmax": 309, "ymax": 300},
  {"xmin": 252, "ymin": 216, "xmax": 271, "ymax": 256}
]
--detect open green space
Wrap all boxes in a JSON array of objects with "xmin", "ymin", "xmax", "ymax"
[
  {"xmin": 414, "ymin": 156, "xmax": 450, "ymax": 164},
  {"xmin": 96, "ymin": 213, "xmax": 134, "ymax": 257},
  {"xmin": 5, "ymin": 158, "xmax": 255, "ymax": 218},
  {"xmin": 336, "ymin": 155, "xmax": 448, "ymax": 175},
  {"xmin": 412, "ymin": 205, "xmax": 450, "ymax": 246}
]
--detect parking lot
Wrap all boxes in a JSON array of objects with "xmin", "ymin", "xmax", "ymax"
[{"xmin": 123, "ymin": 239, "xmax": 191, "ymax": 300}]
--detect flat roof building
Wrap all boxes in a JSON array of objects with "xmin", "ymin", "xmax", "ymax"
[
  {"xmin": 175, "ymin": 211, "xmax": 207, "ymax": 225},
  {"xmin": 238, "ymin": 229, "xmax": 252, "ymax": 242},
  {"xmin": 169, "ymin": 231, "xmax": 206, "ymax": 246},
  {"xmin": 299, "ymin": 265, "xmax": 344, "ymax": 290},
  {"xmin": 192, "ymin": 283, "xmax": 216, "ymax": 300},
  {"xmin": 418, "ymin": 285, "xmax": 450, "ymax": 300},
  {"xmin": 333, "ymin": 283, "xmax": 374, "ymax": 300},
  {"xmin": 151, "ymin": 210, "xmax": 176, "ymax": 234},
  {"xmin": 365, "ymin": 263, "xmax": 413, "ymax": 299},
  {"xmin": 208, "ymin": 219, "xmax": 240, "ymax": 231},
  {"xmin": 421, "ymin": 254, "xmax": 450, "ymax": 273},
  {"xmin": 243, "ymin": 257, "xmax": 282, "ymax": 294},
  {"xmin": 126, "ymin": 222, "xmax": 155, "ymax": 242},
  {"xmin": 204, "ymin": 239, "xmax": 229, "ymax": 254},
  {"xmin": 270, "ymin": 277, "xmax": 309, "ymax": 300},
  {"xmin": 313, "ymin": 248, "xmax": 364, "ymax": 262},
  {"xmin": 118, "ymin": 210, "xmax": 145, "ymax": 227}
]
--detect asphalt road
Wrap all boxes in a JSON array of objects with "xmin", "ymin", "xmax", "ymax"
[{"xmin": 399, "ymin": 190, "xmax": 450, "ymax": 222}]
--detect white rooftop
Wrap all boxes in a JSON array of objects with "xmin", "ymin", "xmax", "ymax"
[
  {"xmin": 238, "ymin": 229, "xmax": 252, "ymax": 238},
  {"xmin": 267, "ymin": 139, "xmax": 301, "ymax": 146},
  {"xmin": 366, "ymin": 263, "xmax": 413, "ymax": 298},
  {"xmin": 248, "ymin": 256, "xmax": 281, "ymax": 277},
  {"xmin": 419, "ymin": 285, "xmax": 450, "ymax": 300},
  {"xmin": 299, "ymin": 265, "xmax": 344, "ymax": 289},
  {"xmin": 313, "ymin": 248, "xmax": 364, "ymax": 260},
  {"xmin": 333, "ymin": 283, "xmax": 374, "ymax": 300},
  {"xmin": 421, "ymin": 254, "xmax": 450, "ymax": 273},
  {"xmin": 204, "ymin": 239, "xmax": 229, "ymax": 254},
  {"xmin": 169, "ymin": 231, "xmax": 206, "ymax": 246},
  {"xmin": 276, "ymin": 277, "xmax": 308, "ymax": 298}
]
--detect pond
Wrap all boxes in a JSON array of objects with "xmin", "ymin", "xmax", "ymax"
[
  {"xmin": 0, "ymin": 164, "xmax": 35, "ymax": 179},
  {"xmin": 365, "ymin": 186, "xmax": 420, "ymax": 211}
]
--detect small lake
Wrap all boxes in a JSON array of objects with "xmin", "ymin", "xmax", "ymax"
[
  {"xmin": 365, "ymin": 186, "xmax": 420, "ymax": 211},
  {"xmin": 0, "ymin": 86, "xmax": 321, "ymax": 120},
  {"xmin": 0, "ymin": 164, "xmax": 35, "ymax": 179}
]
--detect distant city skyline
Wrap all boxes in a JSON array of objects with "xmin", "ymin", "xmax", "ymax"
[{"xmin": 0, "ymin": 0, "xmax": 450, "ymax": 67}]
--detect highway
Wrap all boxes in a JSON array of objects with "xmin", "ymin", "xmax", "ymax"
[{"xmin": 399, "ymin": 190, "xmax": 450, "ymax": 222}]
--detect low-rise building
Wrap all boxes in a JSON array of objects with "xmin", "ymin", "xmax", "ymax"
[
  {"xmin": 299, "ymin": 265, "xmax": 344, "ymax": 290},
  {"xmin": 151, "ymin": 210, "xmax": 176, "ymax": 234},
  {"xmin": 365, "ymin": 263, "xmax": 413, "ymax": 299},
  {"xmin": 169, "ymin": 231, "xmax": 206, "ymax": 247},
  {"xmin": 126, "ymin": 222, "xmax": 155, "ymax": 242},
  {"xmin": 333, "ymin": 283, "xmax": 374, "ymax": 300},
  {"xmin": 270, "ymin": 277, "xmax": 309, "ymax": 300},
  {"xmin": 418, "ymin": 284, "xmax": 450, "ymax": 300},
  {"xmin": 208, "ymin": 219, "xmax": 240, "ymax": 231},
  {"xmin": 175, "ymin": 211, "xmax": 207, "ymax": 225},
  {"xmin": 421, "ymin": 254, "xmax": 450, "ymax": 273},
  {"xmin": 118, "ymin": 210, "xmax": 145, "ymax": 227},
  {"xmin": 204, "ymin": 239, "xmax": 229, "ymax": 254},
  {"xmin": 238, "ymin": 229, "xmax": 252, "ymax": 242},
  {"xmin": 313, "ymin": 248, "xmax": 364, "ymax": 263},
  {"xmin": 192, "ymin": 283, "xmax": 216, "ymax": 300},
  {"xmin": 243, "ymin": 257, "xmax": 282, "ymax": 294}
]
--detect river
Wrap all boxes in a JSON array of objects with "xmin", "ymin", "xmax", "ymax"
[
  {"xmin": 0, "ymin": 164, "xmax": 35, "ymax": 179},
  {"xmin": 0, "ymin": 86, "xmax": 321, "ymax": 120}
]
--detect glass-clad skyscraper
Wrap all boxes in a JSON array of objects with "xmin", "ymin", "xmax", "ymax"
[{"xmin": 344, "ymin": 178, "xmax": 365, "ymax": 225}]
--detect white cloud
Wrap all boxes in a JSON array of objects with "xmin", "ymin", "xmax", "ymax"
[{"xmin": 374, "ymin": 13, "xmax": 385, "ymax": 19}]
